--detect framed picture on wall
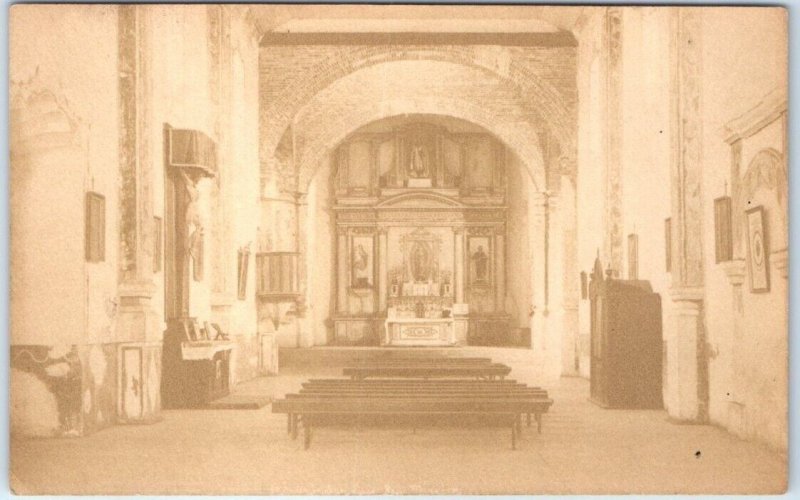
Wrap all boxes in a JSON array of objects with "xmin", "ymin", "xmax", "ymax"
[
  {"xmin": 714, "ymin": 196, "xmax": 733, "ymax": 263},
  {"xmin": 350, "ymin": 234, "xmax": 374, "ymax": 289},
  {"xmin": 745, "ymin": 205, "xmax": 770, "ymax": 293},
  {"xmin": 237, "ymin": 247, "xmax": 250, "ymax": 300},
  {"xmin": 468, "ymin": 236, "xmax": 491, "ymax": 286},
  {"xmin": 85, "ymin": 192, "xmax": 105, "ymax": 262}
]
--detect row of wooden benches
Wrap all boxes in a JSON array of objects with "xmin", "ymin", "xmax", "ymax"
[
  {"xmin": 272, "ymin": 378, "xmax": 553, "ymax": 449},
  {"xmin": 342, "ymin": 357, "xmax": 512, "ymax": 380}
]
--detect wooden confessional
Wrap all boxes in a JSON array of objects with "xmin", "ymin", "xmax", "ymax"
[{"xmin": 588, "ymin": 257, "xmax": 663, "ymax": 409}]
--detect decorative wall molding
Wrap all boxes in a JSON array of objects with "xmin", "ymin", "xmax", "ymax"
[
  {"xmin": 9, "ymin": 68, "xmax": 84, "ymax": 157},
  {"xmin": 669, "ymin": 7, "xmax": 705, "ymax": 289},
  {"xmin": 603, "ymin": 7, "xmax": 624, "ymax": 274},
  {"xmin": 723, "ymin": 87, "xmax": 787, "ymax": 144}
]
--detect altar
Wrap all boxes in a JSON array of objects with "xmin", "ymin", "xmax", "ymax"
[{"xmin": 383, "ymin": 317, "xmax": 456, "ymax": 346}]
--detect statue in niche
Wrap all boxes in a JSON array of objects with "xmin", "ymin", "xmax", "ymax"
[
  {"xmin": 408, "ymin": 143, "xmax": 429, "ymax": 178},
  {"xmin": 178, "ymin": 168, "xmax": 204, "ymax": 280},
  {"xmin": 411, "ymin": 242, "xmax": 431, "ymax": 282},
  {"xmin": 472, "ymin": 245, "xmax": 489, "ymax": 284}
]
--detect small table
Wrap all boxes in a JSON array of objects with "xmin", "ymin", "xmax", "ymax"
[{"xmin": 383, "ymin": 317, "xmax": 456, "ymax": 346}]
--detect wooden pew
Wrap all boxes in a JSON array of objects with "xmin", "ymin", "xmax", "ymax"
[
  {"xmin": 272, "ymin": 396, "xmax": 554, "ymax": 450},
  {"xmin": 296, "ymin": 383, "xmax": 549, "ymax": 430},
  {"xmin": 347, "ymin": 357, "xmax": 493, "ymax": 365},
  {"xmin": 342, "ymin": 363, "xmax": 512, "ymax": 380}
]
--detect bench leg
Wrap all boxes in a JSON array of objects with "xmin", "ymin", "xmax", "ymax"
[
  {"xmin": 535, "ymin": 413, "xmax": 542, "ymax": 434},
  {"xmin": 527, "ymin": 413, "xmax": 531, "ymax": 427},
  {"xmin": 287, "ymin": 414, "xmax": 292, "ymax": 435},
  {"xmin": 303, "ymin": 418, "xmax": 312, "ymax": 450},
  {"xmin": 516, "ymin": 413, "xmax": 523, "ymax": 436}
]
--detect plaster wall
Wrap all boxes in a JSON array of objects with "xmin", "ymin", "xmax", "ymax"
[
  {"xmin": 699, "ymin": 7, "xmax": 787, "ymax": 451},
  {"xmin": 10, "ymin": 6, "xmax": 121, "ymax": 436}
]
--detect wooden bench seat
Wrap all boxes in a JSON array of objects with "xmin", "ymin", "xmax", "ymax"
[
  {"xmin": 295, "ymin": 386, "xmax": 549, "ymax": 429},
  {"xmin": 347, "ymin": 357, "xmax": 493, "ymax": 365},
  {"xmin": 342, "ymin": 363, "xmax": 512, "ymax": 380},
  {"xmin": 272, "ymin": 396, "xmax": 554, "ymax": 449}
]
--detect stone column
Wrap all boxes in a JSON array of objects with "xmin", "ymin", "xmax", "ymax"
[
  {"xmin": 494, "ymin": 226, "xmax": 505, "ymax": 311},
  {"xmin": 530, "ymin": 192, "xmax": 549, "ymax": 352},
  {"xmin": 560, "ymin": 173, "xmax": 580, "ymax": 376},
  {"xmin": 546, "ymin": 194, "xmax": 564, "ymax": 377},
  {"xmin": 377, "ymin": 227, "xmax": 389, "ymax": 312},
  {"xmin": 454, "ymin": 227, "xmax": 465, "ymax": 303},
  {"xmin": 116, "ymin": 5, "xmax": 161, "ymax": 423},
  {"xmin": 336, "ymin": 227, "xmax": 349, "ymax": 314},
  {"xmin": 295, "ymin": 191, "xmax": 312, "ymax": 347},
  {"xmin": 665, "ymin": 7, "xmax": 707, "ymax": 423}
]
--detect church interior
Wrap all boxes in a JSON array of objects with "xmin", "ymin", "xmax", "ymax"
[{"xmin": 9, "ymin": 4, "xmax": 788, "ymax": 494}]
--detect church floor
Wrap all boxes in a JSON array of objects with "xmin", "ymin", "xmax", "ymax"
[{"xmin": 10, "ymin": 364, "xmax": 787, "ymax": 495}]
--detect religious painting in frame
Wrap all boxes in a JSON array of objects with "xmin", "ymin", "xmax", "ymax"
[
  {"xmin": 85, "ymin": 192, "xmax": 105, "ymax": 262},
  {"xmin": 350, "ymin": 234, "xmax": 374, "ymax": 289},
  {"xmin": 237, "ymin": 246, "xmax": 250, "ymax": 300},
  {"xmin": 745, "ymin": 205, "xmax": 770, "ymax": 293},
  {"xmin": 468, "ymin": 235, "xmax": 492, "ymax": 287},
  {"xmin": 714, "ymin": 196, "xmax": 733, "ymax": 263}
]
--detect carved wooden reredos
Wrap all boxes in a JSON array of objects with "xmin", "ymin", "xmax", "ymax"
[
  {"xmin": 334, "ymin": 117, "xmax": 506, "ymax": 197},
  {"xmin": 331, "ymin": 116, "xmax": 510, "ymax": 344}
]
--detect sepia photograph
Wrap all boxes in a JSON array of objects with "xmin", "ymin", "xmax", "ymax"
[{"xmin": 7, "ymin": 3, "xmax": 791, "ymax": 495}]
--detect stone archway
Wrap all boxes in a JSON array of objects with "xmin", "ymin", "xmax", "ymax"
[{"xmin": 259, "ymin": 43, "xmax": 577, "ymax": 163}]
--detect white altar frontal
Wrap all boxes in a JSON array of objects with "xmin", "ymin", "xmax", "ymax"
[{"xmin": 384, "ymin": 317, "xmax": 456, "ymax": 346}]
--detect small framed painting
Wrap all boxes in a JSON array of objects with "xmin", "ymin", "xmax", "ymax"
[
  {"xmin": 85, "ymin": 192, "xmax": 105, "ymax": 262},
  {"xmin": 237, "ymin": 247, "xmax": 250, "ymax": 300},
  {"xmin": 745, "ymin": 206, "xmax": 769, "ymax": 293},
  {"xmin": 714, "ymin": 196, "xmax": 733, "ymax": 263},
  {"xmin": 350, "ymin": 235, "xmax": 374, "ymax": 289}
]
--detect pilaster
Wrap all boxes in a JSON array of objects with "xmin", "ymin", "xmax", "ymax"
[
  {"xmin": 116, "ymin": 5, "xmax": 160, "ymax": 423},
  {"xmin": 663, "ymin": 7, "xmax": 707, "ymax": 424}
]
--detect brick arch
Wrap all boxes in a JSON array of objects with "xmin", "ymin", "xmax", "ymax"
[
  {"xmin": 277, "ymin": 59, "xmax": 552, "ymax": 191},
  {"xmin": 260, "ymin": 44, "xmax": 575, "ymax": 160}
]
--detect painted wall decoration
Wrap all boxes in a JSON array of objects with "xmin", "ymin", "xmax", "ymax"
[
  {"xmin": 350, "ymin": 235, "xmax": 374, "ymax": 289},
  {"xmin": 85, "ymin": 192, "xmax": 105, "ymax": 262},
  {"xmin": 468, "ymin": 236, "xmax": 491, "ymax": 286},
  {"xmin": 745, "ymin": 206, "xmax": 770, "ymax": 292},
  {"xmin": 714, "ymin": 196, "xmax": 733, "ymax": 263}
]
